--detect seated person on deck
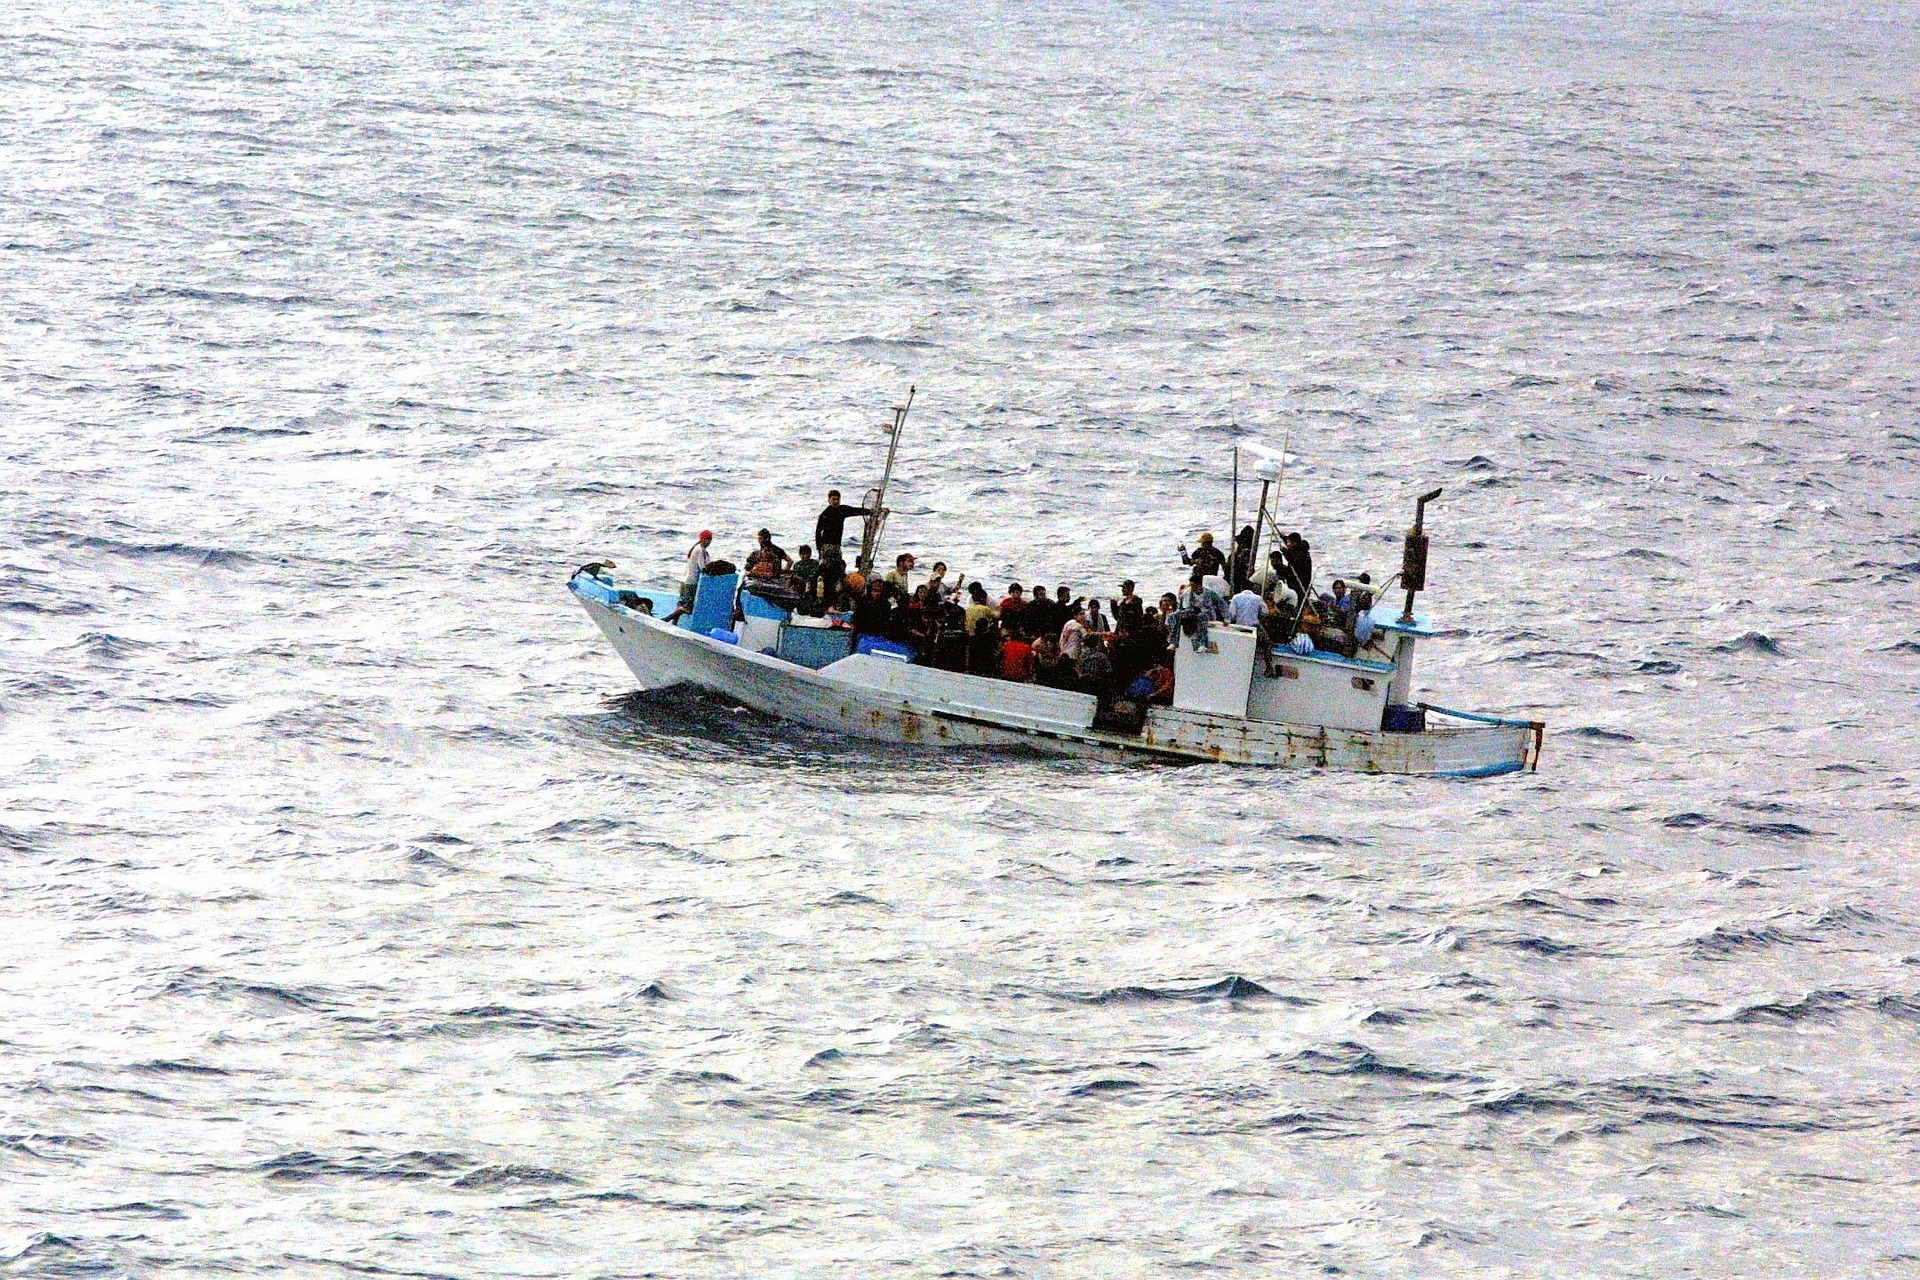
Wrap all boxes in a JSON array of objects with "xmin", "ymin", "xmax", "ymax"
[
  {"xmin": 1176, "ymin": 573, "xmax": 1229, "ymax": 652},
  {"xmin": 790, "ymin": 545, "xmax": 822, "ymax": 610},
  {"xmin": 884, "ymin": 552, "xmax": 917, "ymax": 597},
  {"xmin": 744, "ymin": 529, "xmax": 792, "ymax": 580}
]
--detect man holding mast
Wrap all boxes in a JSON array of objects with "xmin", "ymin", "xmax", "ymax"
[{"xmin": 814, "ymin": 488, "xmax": 871, "ymax": 603}]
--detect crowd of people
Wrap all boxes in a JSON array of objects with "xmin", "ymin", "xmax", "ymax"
[{"xmin": 672, "ymin": 490, "xmax": 1383, "ymax": 714}]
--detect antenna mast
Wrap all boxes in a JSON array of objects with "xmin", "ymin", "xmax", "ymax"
[{"xmin": 858, "ymin": 385, "xmax": 915, "ymax": 574}]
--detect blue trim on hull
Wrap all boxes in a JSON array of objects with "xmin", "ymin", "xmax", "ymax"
[{"xmin": 1420, "ymin": 702, "xmax": 1542, "ymax": 730}]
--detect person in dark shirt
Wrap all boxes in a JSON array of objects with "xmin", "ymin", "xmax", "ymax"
[
  {"xmin": 744, "ymin": 528, "xmax": 792, "ymax": 580},
  {"xmin": 1024, "ymin": 584, "xmax": 1052, "ymax": 638},
  {"xmin": 1077, "ymin": 638, "xmax": 1115, "ymax": 706},
  {"xmin": 850, "ymin": 578, "xmax": 893, "ymax": 639},
  {"xmin": 968, "ymin": 617, "xmax": 1002, "ymax": 677},
  {"xmin": 814, "ymin": 488, "xmax": 874, "ymax": 595},
  {"xmin": 903, "ymin": 585, "xmax": 934, "ymax": 652},
  {"xmin": 814, "ymin": 488, "xmax": 872, "ymax": 560},
  {"xmin": 1032, "ymin": 634, "xmax": 1077, "ymax": 688},
  {"xmin": 1113, "ymin": 580, "xmax": 1145, "ymax": 632},
  {"xmin": 934, "ymin": 597, "xmax": 969, "ymax": 670},
  {"xmin": 1229, "ymin": 525, "xmax": 1256, "ymax": 591},
  {"xmin": 1180, "ymin": 531, "xmax": 1227, "ymax": 579},
  {"xmin": 790, "ymin": 544, "xmax": 822, "ymax": 610},
  {"xmin": 1282, "ymin": 532, "xmax": 1313, "ymax": 599}
]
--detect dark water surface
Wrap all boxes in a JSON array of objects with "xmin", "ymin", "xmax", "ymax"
[{"xmin": 4, "ymin": 2, "xmax": 1919, "ymax": 1275}]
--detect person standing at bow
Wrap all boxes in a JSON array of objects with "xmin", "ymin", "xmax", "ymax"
[{"xmin": 666, "ymin": 529, "xmax": 713, "ymax": 623}]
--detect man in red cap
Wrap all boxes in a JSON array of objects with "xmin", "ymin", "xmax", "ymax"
[{"xmin": 665, "ymin": 529, "xmax": 713, "ymax": 622}]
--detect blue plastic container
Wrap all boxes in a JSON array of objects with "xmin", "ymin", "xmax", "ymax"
[
  {"xmin": 707, "ymin": 628, "xmax": 739, "ymax": 645},
  {"xmin": 777, "ymin": 625, "xmax": 854, "ymax": 670},
  {"xmin": 686, "ymin": 572, "xmax": 738, "ymax": 633},
  {"xmin": 855, "ymin": 636, "xmax": 917, "ymax": 664},
  {"xmin": 1383, "ymin": 704, "xmax": 1426, "ymax": 734},
  {"xmin": 740, "ymin": 590, "xmax": 790, "ymax": 622}
]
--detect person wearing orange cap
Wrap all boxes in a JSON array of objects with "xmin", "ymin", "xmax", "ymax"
[
  {"xmin": 1180, "ymin": 530, "xmax": 1227, "ymax": 580},
  {"xmin": 665, "ymin": 530, "xmax": 713, "ymax": 622}
]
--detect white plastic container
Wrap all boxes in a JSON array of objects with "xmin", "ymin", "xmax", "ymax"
[{"xmin": 1172, "ymin": 623, "xmax": 1257, "ymax": 717}]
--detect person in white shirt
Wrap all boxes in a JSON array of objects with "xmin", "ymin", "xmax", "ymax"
[
  {"xmin": 1228, "ymin": 586, "xmax": 1264, "ymax": 628},
  {"xmin": 667, "ymin": 530, "xmax": 713, "ymax": 621},
  {"xmin": 1059, "ymin": 609, "xmax": 1088, "ymax": 663}
]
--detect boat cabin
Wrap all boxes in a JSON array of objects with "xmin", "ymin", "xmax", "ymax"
[{"xmin": 1171, "ymin": 607, "xmax": 1433, "ymax": 732}]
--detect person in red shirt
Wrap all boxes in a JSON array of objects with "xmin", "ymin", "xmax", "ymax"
[
  {"xmin": 999, "ymin": 627, "xmax": 1035, "ymax": 682},
  {"xmin": 997, "ymin": 583, "xmax": 1028, "ymax": 622}
]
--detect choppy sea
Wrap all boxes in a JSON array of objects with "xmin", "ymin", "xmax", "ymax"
[{"xmin": 4, "ymin": 2, "xmax": 1919, "ymax": 1276}]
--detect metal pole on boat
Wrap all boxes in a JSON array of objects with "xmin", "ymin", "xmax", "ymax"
[
  {"xmin": 1230, "ymin": 445, "xmax": 1239, "ymax": 563},
  {"xmin": 1262, "ymin": 426, "xmax": 1293, "ymax": 556},
  {"xmin": 1250, "ymin": 478, "xmax": 1271, "ymax": 576},
  {"xmin": 860, "ymin": 385, "xmax": 915, "ymax": 574}
]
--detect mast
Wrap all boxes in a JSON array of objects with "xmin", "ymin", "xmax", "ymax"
[
  {"xmin": 1250, "ymin": 425, "xmax": 1291, "ymax": 572},
  {"xmin": 1230, "ymin": 444, "xmax": 1239, "ymax": 566},
  {"xmin": 858, "ymin": 385, "xmax": 914, "ymax": 574}
]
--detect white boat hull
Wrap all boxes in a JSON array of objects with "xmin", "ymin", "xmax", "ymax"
[{"xmin": 573, "ymin": 586, "xmax": 1539, "ymax": 777}]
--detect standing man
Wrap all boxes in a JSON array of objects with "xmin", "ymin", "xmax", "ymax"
[
  {"xmin": 815, "ymin": 488, "xmax": 871, "ymax": 602},
  {"xmin": 1180, "ymin": 531, "xmax": 1227, "ymax": 579},
  {"xmin": 1176, "ymin": 571, "xmax": 1229, "ymax": 653},
  {"xmin": 666, "ymin": 529, "xmax": 713, "ymax": 623},
  {"xmin": 1282, "ymin": 532, "xmax": 1314, "ymax": 600},
  {"xmin": 1059, "ymin": 605, "xmax": 1088, "ymax": 666},
  {"xmin": 1024, "ymin": 584, "xmax": 1058, "ymax": 640},
  {"xmin": 1227, "ymin": 583, "xmax": 1265, "ymax": 628}
]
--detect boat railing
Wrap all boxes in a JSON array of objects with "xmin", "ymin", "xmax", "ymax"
[{"xmin": 1418, "ymin": 702, "xmax": 1547, "ymax": 771}]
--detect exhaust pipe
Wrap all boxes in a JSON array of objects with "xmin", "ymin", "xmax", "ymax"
[{"xmin": 1400, "ymin": 487, "xmax": 1443, "ymax": 623}]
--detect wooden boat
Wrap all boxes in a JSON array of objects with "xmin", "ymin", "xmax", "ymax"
[{"xmin": 568, "ymin": 406, "xmax": 1543, "ymax": 777}]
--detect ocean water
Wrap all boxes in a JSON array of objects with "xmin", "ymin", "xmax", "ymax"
[{"xmin": 3, "ymin": 1, "xmax": 1919, "ymax": 1275}]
